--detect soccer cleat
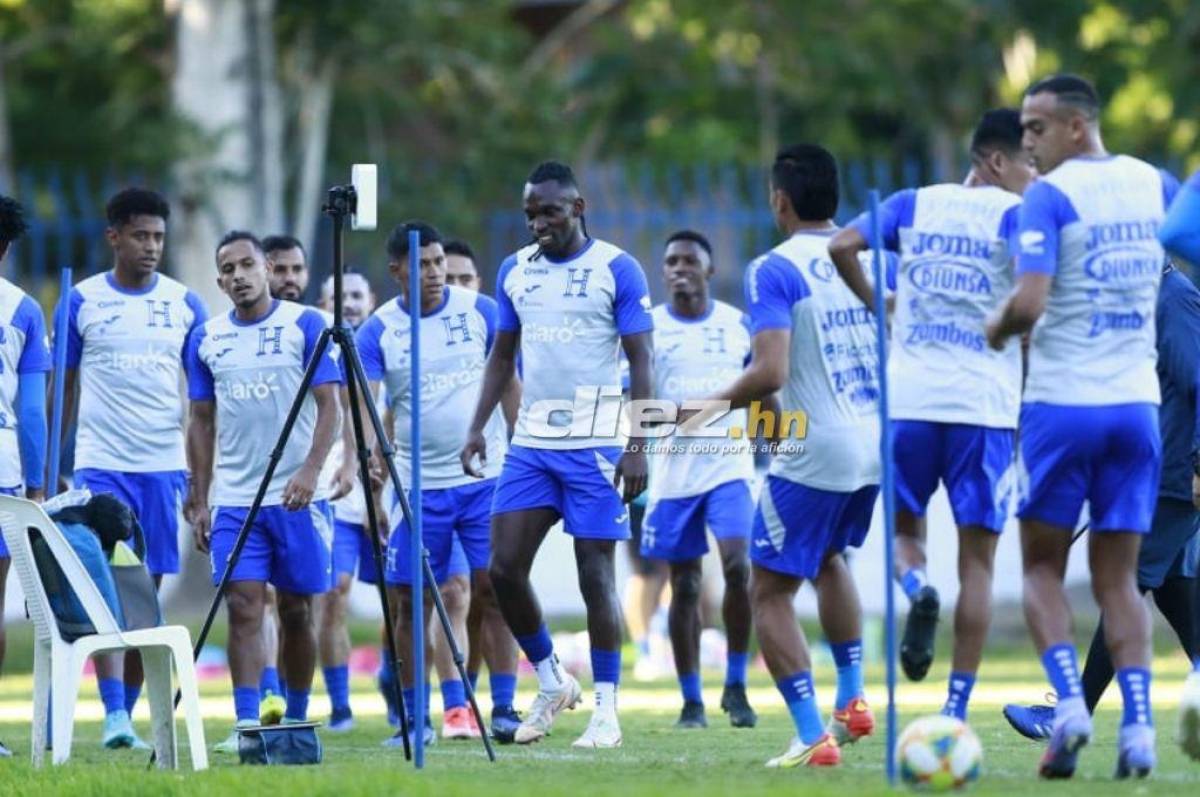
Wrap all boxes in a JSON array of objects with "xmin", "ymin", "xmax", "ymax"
[
  {"xmin": 1003, "ymin": 704, "xmax": 1054, "ymax": 741},
  {"xmin": 1179, "ymin": 671, "xmax": 1200, "ymax": 761},
  {"xmin": 101, "ymin": 710, "xmax": 136, "ymax": 750},
  {"xmin": 491, "ymin": 706, "xmax": 522, "ymax": 744},
  {"xmin": 213, "ymin": 720, "xmax": 258, "ymax": 754},
  {"xmin": 1038, "ymin": 710, "xmax": 1092, "ymax": 779},
  {"xmin": 1115, "ymin": 724, "xmax": 1155, "ymax": 780},
  {"xmin": 675, "ymin": 700, "xmax": 707, "ymax": 729},
  {"xmin": 572, "ymin": 712, "xmax": 623, "ymax": 748},
  {"xmin": 514, "ymin": 673, "xmax": 583, "ymax": 744},
  {"xmin": 383, "ymin": 718, "xmax": 436, "ymax": 749},
  {"xmin": 259, "ymin": 691, "xmax": 286, "ymax": 726},
  {"xmin": 0, "ymin": 740, "xmax": 10, "ymax": 757},
  {"xmin": 720, "ymin": 683, "xmax": 758, "ymax": 728},
  {"xmin": 442, "ymin": 706, "xmax": 482, "ymax": 740},
  {"xmin": 827, "ymin": 697, "xmax": 875, "ymax": 745},
  {"xmin": 327, "ymin": 705, "xmax": 354, "ymax": 733},
  {"xmin": 765, "ymin": 733, "xmax": 841, "ymax": 768},
  {"xmin": 377, "ymin": 669, "xmax": 401, "ymax": 728},
  {"xmin": 901, "ymin": 585, "xmax": 940, "ymax": 682}
]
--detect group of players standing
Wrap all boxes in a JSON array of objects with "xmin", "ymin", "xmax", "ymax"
[{"xmin": 0, "ymin": 70, "xmax": 1199, "ymax": 778}]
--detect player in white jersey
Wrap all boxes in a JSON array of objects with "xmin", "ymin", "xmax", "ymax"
[
  {"xmin": 704, "ymin": 145, "xmax": 881, "ymax": 768},
  {"xmin": 641, "ymin": 229, "xmax": 758, "ymax": 730},
  {"xmin": 0, "ymin": 196, "xmax": 50, "ymax": 758},
  {"xmin": 986, "ymin": 75, "xmax": 1179, "ymax": 779},
  {"xmin": 461, "ymin": 161, "xmax": 654, "ymax": 748},
  {"xmin": 185, "ymin": 231, "xmax": 340, "ymax": 751},
  {"xmin": 828, "ymin": 109, "xmax": 1036, "ymax": 721},
  {"xmin": 52, "ymin": 187, "xmax": 207, "ymax": 749}
]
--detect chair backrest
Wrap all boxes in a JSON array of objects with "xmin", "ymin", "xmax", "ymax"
[{"xmin": 0, "ymin": 495, "xmax": 123, "ymax": 642}]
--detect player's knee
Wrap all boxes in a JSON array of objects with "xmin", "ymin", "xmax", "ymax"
[
  {"xmin": 277, "ymin": 595, "xmax": 313, "ymax": 632},
  {"xmin": 670, "ymin": 566, "xmax": 703, "ymax": 604},
  {"xmin": 722, "ymin": 555, "xmax": 750, "ymax": 592},
  {"xmin": 488, "ymin": 558, "xmax": 523, "ymax": 597},
  {"xmin": 441, "ymin": 576, "xmax": 470, "ymax": 614},
  {"xmin": 577, "ymin": 559, "xmax": 616, "ymax": 604},
  {"xmin": 225, "ymin": 589, "xmax": 263, "ymax": 630}
]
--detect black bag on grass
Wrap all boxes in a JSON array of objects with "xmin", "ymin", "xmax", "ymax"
[{"xmin": 237, "ymin": 723, "xmax": 323, "ymax": 766}]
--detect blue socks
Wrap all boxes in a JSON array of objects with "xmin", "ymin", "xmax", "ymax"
[
  {"xmin": 285, "ymin": 688, "xmax": 310, "ymax": 721},
  {"xmin": 323, "ymin": 665, "xmax": 350, "ymax": 713},
  {"xmin": 725, "ymin": 652, "xmax": 748, "ymax": 687},
  {"xmin": 441, "ymin": 679, "xmax": 466, "ymax": 711},
  {"xmin": 98, "ymin": 678, "xmax": 125, "ymax": 715},
  {"xmin": 830, "ymin": 639, "xmax": 864, "ymax": 710},
  {"xmin": 900, "ymin": 567, "xmax": 928, "ymax": 600},
  {"xmin": 1041, "ymin": 643, "xmax": 1083, "ymax": 701},
  {"xmin": 515, "ymin": 624, "xmax": 554, "ymax": 664},
  {"xmin": 1117, "ymin": 667, "xmax": 1152, "ymax": 728},
  {"xmin": 592, "ymin": 648, "xmax": 621, "ymax": 686},
  {"xmin": 260, "ymin": 666, "xmax": 281, "ymax": 697},
  {"xmin": 943, "ymin": 671, "xmax": 975, "ymax": 720},
  {"xmin": 124, "ymin": 683, "xmax": 142, "ymax": 716},
  {"xmin": 233, "ymin": 686, "xmax": 260, "ymax": 722},
  {"xmin": 776, "ymin": 672, "xmax": 825, "ymax": 744},
  {"xmin": 491, "ymin": 672, "xmax": 517, "ymax": 711},
  {"xmin": 679, "ymin": 671, "xmax": 703, "ymax": 704}
]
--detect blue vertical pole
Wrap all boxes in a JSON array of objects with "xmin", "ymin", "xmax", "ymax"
[
  {"xmin": 407, "ymin": 230, "xmax": 424, "ymax": 769},
  {"xmin": 47, "ymin": 268, "xmax": 72, "ymax": 498},
  {"xmin": 869, "ymin": 190, "xmax": 898, "ymax": 784}
]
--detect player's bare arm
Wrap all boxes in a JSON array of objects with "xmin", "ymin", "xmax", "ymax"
[
  {"xmin": 986, "ymin": 273, "xmax": 1051, "ymax": 350},
  {"xmin": 461, "ymin": 328, "xmax": 519, "ymax": 478},
  {"xmin": 328, "ymin": 385, "xmax": 356, "ymax": 500},
  {"xmin": 828, "ymin": 227, "xmax": 876, "ymax": 309},
  {"xmin": 184, "ymin": 398, "xmax": 216, "ymax": 552},
  {"xmin": 616, "ymin": 330, "xmax": 653, "ymax": 502},
  {"xmin": 280, "ymin": 381, "xmax": 339, "ymax": 510},
  {"xmin": 500, "ymin": 373, "xmax": 521, "ymax": 439},
  {"xmin": 711, "ymin": 329, "xmax": 789, "ymax": 412}
]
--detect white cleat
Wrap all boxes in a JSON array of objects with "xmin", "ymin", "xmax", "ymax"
[
  {"xmin": 514, "ymin": 673, "xmax": 583, "ymax": 744},
  {"xmin": 571, "ymin": 712, "xmax": 623, "ymax": 749},
  {"xmin": 1180, "ymin": 671, "xmax": 1200, "ymax": 761}
]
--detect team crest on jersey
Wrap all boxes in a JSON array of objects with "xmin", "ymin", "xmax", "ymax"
[
  {"xmin": 146, "ymin": 299, "xmax": 173, "ymax": 328},
  {"xmin": 702, "ymin": 327, "xmax": 727, "ymax": 354},
  {"xmin": 562, "ymin": 267, "xmax": 592, "ymax": 298},
  {"xmin": 257, "ymin": 326, "xmax": 285, "ymax": 356},
  {"xmin": 442, "ymin": 312, "xmax": 473, "ymax": 345},
  {"xmin": 807, "ymin": 258, "xmax": 836, "ymax": 283}
]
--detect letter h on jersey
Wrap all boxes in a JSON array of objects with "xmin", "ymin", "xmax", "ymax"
[
  {"xmin": 442, "ymin": 313, "xmax": 472, "ymax": 345},
  {"xmin": 146, "ymin": 299, "xmax": 173, "ymax": 328},
  {"xmin": 702, "ymin": 326, "xmax": 726, "ymax": 354},
  {"xmin": 257, "ymin": 326, "xmax": 285, "ymax": 356},
  {"xmin": 563, "ymin": 268, "xmax": 592, "ymax": 298}
]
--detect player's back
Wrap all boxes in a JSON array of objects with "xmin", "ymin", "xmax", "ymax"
[
  {"xmin": 0, "ymin": 277, "xmax": 49, "ymax": 488},
  {"xmin": 1022, "ymin": 155, "xmax": 1173, "ymax": 407}
]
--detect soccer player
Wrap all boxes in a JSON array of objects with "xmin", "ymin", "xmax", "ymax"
[
  {"xmin": 0, "ymin": 195, "xmax": 50, "ymax": 758},
  {"xmin": 706, "ymin": 144, "xmax": 880, "ymax": 768},
  {"xmin": 460, "ymin": 161, "xmax": 653, "ymax": 748},
  {"xmin": 185, "ymin": 231, "xmax": 340, "ymax": 751},
  {"xmin": 265, "ymin": 234, "xmax": 310, "ymax": 302},
  {"xmin": 985, "ymin": 74, "xmax": 1179, "ymax": 779},
  {"xmin": 827, "ymin": 108, "xmax": 1035, "ymax": 720},
  {"xmin": 356, "ymin": 221, "xmax": 516, "ymax": 748},
  {"xmin": 443, "ymin": 239, "xmax": 482, "ymax": 291},
  {"xmin": 1160, "ymin": 170, "xmax": 1200, "ymax": 266},
  {"xmin": 641, "ymin": 229, "xmax": 757, "ymax": 729},
  {"xmin": 55, "ymin": 187, "xmax": 207, "ymax": 749}
]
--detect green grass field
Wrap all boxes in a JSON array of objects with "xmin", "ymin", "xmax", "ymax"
[{"xmin": 0, "ymin": 631, "xmax": 1196, "ymax": 797}]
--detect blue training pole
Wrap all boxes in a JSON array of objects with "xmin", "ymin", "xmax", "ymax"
[
  {"xmin": 869, "ymin": 190, "xmax": 898, "ymax": 785},
  {"xmin": 47, "ymin": 267, "xmax": 72, "ymax": 498},
  {"xmin": 407, "ymin": 229, "xmax": 424, "ymax": 769}
]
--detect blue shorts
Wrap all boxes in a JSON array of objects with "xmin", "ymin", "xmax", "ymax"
[
  {"xmin": 386, "ymin": 480, "xmax": 494, "ymax": 587},
  {"xmin": 1017, "ymin": 403, "xmax": 1161, "ymax": 533},
  {"xmin": 491, "ymin": 445, "xmax": 629, "ymax": 540},
  {"xmin": 1139, "ymin": 498, "xmax": 1200, "ymax": 588},
  {"xmin": 210, "ymin": 501, "xmax": 333, "ymax": 595},
  {"xmin": 893, "ymin": 421, "xmax": 1014, "ymax": 533},
  {"xmin": 332, "ymin": 520, "xmax": 381, "ymax": 584},
  {"xmin": 642, "ymin": 480, "xmax": 753, "ymax": 562},
  {"xmin": 75, "ymin": 468, "xmax": 188, "ymax": 576},
  {"xmin": 0, "ymin": 486, "xmax": 19, "ymax": 557},
  {"xmin": 751, "ymin": 476, "xmax": 879, "ymax": 579},
  {"xmin": 447, "ymin": 538, "xmax": 470, "ymax": 579}
]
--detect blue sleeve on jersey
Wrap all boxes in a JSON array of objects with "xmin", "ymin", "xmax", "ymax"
[
  {"xmin": 850, "ymin": 188, "xmax": 915, "ymax": 251},
  {"xmin": 55, "ymin": 289, "xmax": 84, "ymax": 369},
  {"xmin": 884, "ymin": 250, "xmax": 899, "ymax": 291},
  {"xmin": 997, "ymin": 204, "xmax": 1021, "ymax": 260},
  {"xmin": 744, "ymin": 253, "xmax": 811, "ymax": 334},
  {"xmin": 16, "ymin": 370, "xmax": 46, "ymax": 490},
  {"xmin": 740, "ymin": 314, "xmax": 754, "ymax": 367},
  {"xmin": 183, "ymin": 324, "xmax": 214, "ymax": 401},
  {"xmin": 182, "ymin": 290, "xmax": 209, "ymax": 357},
  {"xmin": 609, "ymin": 253, "xmax": 654, "ymax": 336},
  {"xmin": 473, "ymin": 293, "xmax": 499, "ymax": 354},
  {"xmin": 1160, "ymin": 168, "xmax": 1181, "ymax": 209},
  {"xmin": 14, "ymin": 296, "xmax": 51, "ymax": 373},
  {"xmin": 354, "ymin": 315, "xmax": 387, "ymax": 382},
  {"xmin": 495, "ymin": 255, "xmax": 520, "ymax": 332},
  {"xmin": 1160, "ymin": 170, "xmax": 1200, "ymax": 265},
  {"xmin": 1016, "ymin": 180, "xmax": 1079, "ymax": 276},
  {"xmin": 297, "ymin": 308, "xmax": 340, "ymax": 387}
]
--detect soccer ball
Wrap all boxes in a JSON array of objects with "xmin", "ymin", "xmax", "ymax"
[{"xmin": 897, "ymin": 715, "xmax": 982, "ymax": 791}]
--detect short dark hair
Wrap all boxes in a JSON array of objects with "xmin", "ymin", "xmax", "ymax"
[
  {"xmin": 527, "ymin": 161, "xmax": 577, "ymax": 188},
  {"xmin": 443, "ymin": 239, "xmax": 476, "ymax": 262},
  {"xmin": 106, "ymin": 187, "xmax": 169, "ymax": 228},
  {"xmin": 771, "ymin": 144, "xmax": 839, "ymax": 221},
  {"xmin": 0, "ymin": 196, "xmax": 28, "ymax": 244},
  {"xmin": 215, "ymin": 230, "xmax": 263, "ymax": 259},
  {"xmin": 386, "ymin": 221, "xmax": 442, "ymax": 262},
  {"xmin": 1025, "ymin": 74, "xmax": 1100, "ymax": 121},
  {"xmin": 970, "ymin": 108, "xmax": 1024, "ymax": 157},
  {"xmin": 261, "ymin": 234, "xmax": 305, "ymax": 257},
  {"xmin": 665, "ymin": 229, "xmax": 712, "ymax": 258}
]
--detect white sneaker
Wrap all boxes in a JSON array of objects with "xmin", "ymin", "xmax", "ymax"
[
  {"xmin": 571, "ymin": 712, "xmax": 622, "ymax": 749},
  {"xmin": 514, "ymin": 673, "xmax": 583, "ymax": 744},
  {"xmin": 1180, "ymin": 671, "xmax": 1200, "ymax": 761},
  {"xmin": 213, "ymin": 720, "xmax": 258, "ymax": 754}
]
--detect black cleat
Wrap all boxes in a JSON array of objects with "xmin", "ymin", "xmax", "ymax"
[
  {"xmin": 720, "ymin": 684, "xmax": 758, "ymax": 728},
  {"xmin": 674, "ymin": 700, "xmax": 708, "ymax": 729},
  {"xmin": 901, "ymin": 585, "xmax": 940, "ymax": 682}
]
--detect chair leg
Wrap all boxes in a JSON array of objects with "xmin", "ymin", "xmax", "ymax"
[
  {"xmin": 31, "ymin": 640, "xmax": 52, "ymax": 768},
  {"xmin": 51, "ymin": 647, "xmax": 85, "ymax": 765},
  {"xmin": 168, "ymin": 638, "xmax": 209, "ymax": 770},
  {"xmin": 142, "ymin": 646, "xmax": 177, "ymax": 769}
]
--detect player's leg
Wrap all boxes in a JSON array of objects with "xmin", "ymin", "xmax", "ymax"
[
  {"xmin": 276, "ymin": 589, "xmax": 317, "ymax": 721},
  {"xmin": 317, "ymin": 570, "xmax": 355, "ymax": 731},
  {"xmin": 1171, "ymin": 531, "xmax": 1200, "ymax": 759},
  {"xmin": 0, "ymin": 556, "xmax": 8, "ymax": 757},
  {"xmin": 667, "ymin": 558, "xmax": 706, "ymax": 727},
  {"xmin": 223, "ymin": 581, "xmax": 269, "ymax": 740},
  {"xmin": 465, "ymin": 587, "xmax": 484, "ymax": 691},
  {"xmin": 259, "ymin": 586, "xmax": 285, "ymax": 722},
  {"xmin": 943, "ymin": 527, "xmax": 997, "ymax": 718},
  {"xmin": 709, "ymin": 481, "xmax": 756, "ymax": 728},
  {"xmin": 624, "ymin": 496, "xmax": 670, "ymax": 682},
  {"xmin": 432, "ymin": 569, "xmax": 475, "ymax": 740}
]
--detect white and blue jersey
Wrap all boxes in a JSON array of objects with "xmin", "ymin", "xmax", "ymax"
[
  {"xmin": 59, "ymin": 272, "xmax": 207, "ymax": 472},
  {"xmin": 0, "ymin": 278, "xmax": 51, "ymax": 491},
  {"xmin": 1160, "ymin": 170, "xmax": 1200, "ymax": 265},
  {"xmin": 1015, "ymin": 155, "xmax": 1180, "ymax": 533}
]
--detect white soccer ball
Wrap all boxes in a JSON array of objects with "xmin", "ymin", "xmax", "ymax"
[{"xmin": 897, "ymin": 715, "xmax": 982, "ymax": 791}]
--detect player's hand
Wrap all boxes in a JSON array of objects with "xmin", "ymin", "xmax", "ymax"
[
  {"xmin": 190, "ymin": 503, "xmax": 212, "ymax": 553},
  {"xmin": 26, "ymin": 487, "xmax": 45, "ymax": 503},
  {"xmin": 615, "ymin": 447, "xmax": 648, "ymax": 503},
  {"xmin": 1192, "ymin": 474, "xmax": 1200, "ymax": 511},
  {"xmin": 460, "ymin": 430, "xmax": 488, "ymax": 478},
  {"xmin": 985, "ymin": 317, "xmax": 1006, "ymax": 351},
  {"xmin": 282, "ymin": 463, "xmax": 319, "ymax": 511},
  {"xmin": 329, "ymin": 459, "xmax": 356, "ymax": 501}
]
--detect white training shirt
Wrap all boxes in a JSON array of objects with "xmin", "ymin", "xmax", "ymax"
[{"xmin": 0, "ymin": 278, "xmax": 51, "ymax": 489}]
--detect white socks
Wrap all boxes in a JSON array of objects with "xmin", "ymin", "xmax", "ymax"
[
  {"xmin": 594, "ymin": 682, "xmax": 618, "ymax": 719},
  {"xmin": 534, "ymin": 654, "xmax": 566, "ymax": 692}
]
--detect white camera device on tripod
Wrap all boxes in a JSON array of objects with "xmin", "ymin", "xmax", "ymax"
[{"xmin": 351, "ymin": 164, "xmax": 377, "ymax": 231}]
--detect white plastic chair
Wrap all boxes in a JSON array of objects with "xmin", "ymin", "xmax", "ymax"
[{"xmin": 0, "ymin": 495, "xmax": 207, "ymax": 769}]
